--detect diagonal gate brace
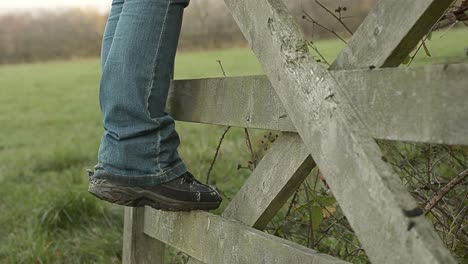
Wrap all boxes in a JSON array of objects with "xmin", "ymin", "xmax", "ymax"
[{"xmin": 222, "ymin": 0, "xmax": 456, "ymax": 263}]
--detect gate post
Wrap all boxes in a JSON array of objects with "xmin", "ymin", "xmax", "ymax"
[{"xmin": 123, "ymin": 207, "xmax": 165, "ymax": 264}]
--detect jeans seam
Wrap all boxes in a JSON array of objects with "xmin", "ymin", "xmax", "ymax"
[
  {"xmin": 145, "ymin": 0, "xmax": 171, "ymax": 116},
  {"xmin": 145, "ymin": 0, "xmax": 172, "ymax": 171},
  {"xmin": 156, "ymin": 130, "xmax": 162, "ymax": 171}
]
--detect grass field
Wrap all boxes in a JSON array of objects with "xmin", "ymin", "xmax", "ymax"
[{"xmin": 0, "ymin": 28, "xmax": 467, "ymax": 263}]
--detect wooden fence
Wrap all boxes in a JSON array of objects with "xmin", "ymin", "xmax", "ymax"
[{"xmin": 122, "ymin": 0, "xmax": 466, "ymax": 263}]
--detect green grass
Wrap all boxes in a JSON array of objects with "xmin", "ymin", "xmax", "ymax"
[{"xmin": 0, "ymin": 28, "xmax": 467, "ymax": 263}]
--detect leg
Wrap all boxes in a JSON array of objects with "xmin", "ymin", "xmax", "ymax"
[
  {"xmin": 96, "ymin": 0, "xmax": 189, "ymax": 186},
  {"xmin": 101, "ymin": 0, "xmax": 124, "ymax": 70},
  {"xmin": 90, "ymin": 0, "xmax": 222, "ymax": 211}
]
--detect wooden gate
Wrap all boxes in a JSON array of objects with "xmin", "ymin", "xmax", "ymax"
[{"xmin": 123, "ymin": 0, "xmax": 466, "ymax": 263}]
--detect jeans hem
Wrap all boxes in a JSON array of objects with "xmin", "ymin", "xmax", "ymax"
[{"xmin": 93, "ymin": 162, "xmax": 187, "ymax": 187}]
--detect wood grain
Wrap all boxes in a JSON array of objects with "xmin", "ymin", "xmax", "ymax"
[
  {"xmin": 222, "ymin": 0, "xmax": 456, "ymax": 263},
  {"xmin": 144, "ymin": 207, "xmax": 348, "ymax": 264},
  {"xmin": 168, "ymin": 64, "xmax": 468, "ymax": 146}
]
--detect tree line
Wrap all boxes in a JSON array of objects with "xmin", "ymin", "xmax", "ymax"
[
  {"xmin": 0, "ymin": 9, "xmax": 106, "ymax": 64},
  {"xmin": 0, "ymin": 0, "xmax": 373, "ymax": 64}
]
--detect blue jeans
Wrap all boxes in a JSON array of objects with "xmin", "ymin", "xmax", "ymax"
[{"xmin": 94, "ymin": 0, "xmax": 190, "ymax": 186}]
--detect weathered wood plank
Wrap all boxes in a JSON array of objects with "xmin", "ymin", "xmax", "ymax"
[
  {"xmin": 223, "ymin": 0, "xmax": 456, "ymax": 263},
  {"xmin": 143, "ymin": 207, "xmax": 348, "ymax": 264},
  {"xmin": 123, "ymin": 207, "xmax": 165, "ymax": 264},
  {"xmin": 168, "ymin": 75, "xmax": 292, "ymax": 130},
  {"xmin": 168, "ymin": 64, "xmax": 468, "ymax": 146},
  {"xmin": 331, "ymin": 0, "xmax": 453, "ymax": 69},
  {"xmin": 222, "ymin": 132, "xmax": 314, "ymax": 229},
  {"xmin": 336, "ymin": 64, "xmax": 468, "ymax": 145},
  {"xmin": 187, "ymin": 134, "xmax": 315, "ymax": 264}
]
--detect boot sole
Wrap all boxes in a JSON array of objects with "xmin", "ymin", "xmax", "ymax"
[{"xmin": 88, "ymin": 179, "xmax": 221, "ymax": 211}]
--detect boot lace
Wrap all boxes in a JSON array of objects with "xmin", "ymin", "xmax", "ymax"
[{"xmin": 182, "ymin": 172, "xmax": 202, "ymax": 185}]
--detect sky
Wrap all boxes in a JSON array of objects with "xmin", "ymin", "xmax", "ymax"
[{"xmin": 0, "ymin": 0, "xmax": 112, "ymax": 13}]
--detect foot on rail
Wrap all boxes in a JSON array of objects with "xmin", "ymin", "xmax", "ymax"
[{"xmin": 88, "ymin": 171, "xmax": 222, "ymax": 211}]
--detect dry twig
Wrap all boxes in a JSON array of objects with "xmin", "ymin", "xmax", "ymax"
[
  {"xmin": 302, "ymin": 11, "xmax": 347, "ymax": 44},
  {"xmin": 425, "ymin": 169, "xmax": 468, "ymax": 213},
  {"xmin": 314, "ymin": 0, "xmax": 353, "ymax": 36},
  {"xmin": 205, "ymin": 126, "xmax": 231, "ymax": 184}
]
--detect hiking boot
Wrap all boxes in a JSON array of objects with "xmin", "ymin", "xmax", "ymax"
[{"xmin": 88, "ymin": 171, "xmax": 222, "ymax": 211}]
